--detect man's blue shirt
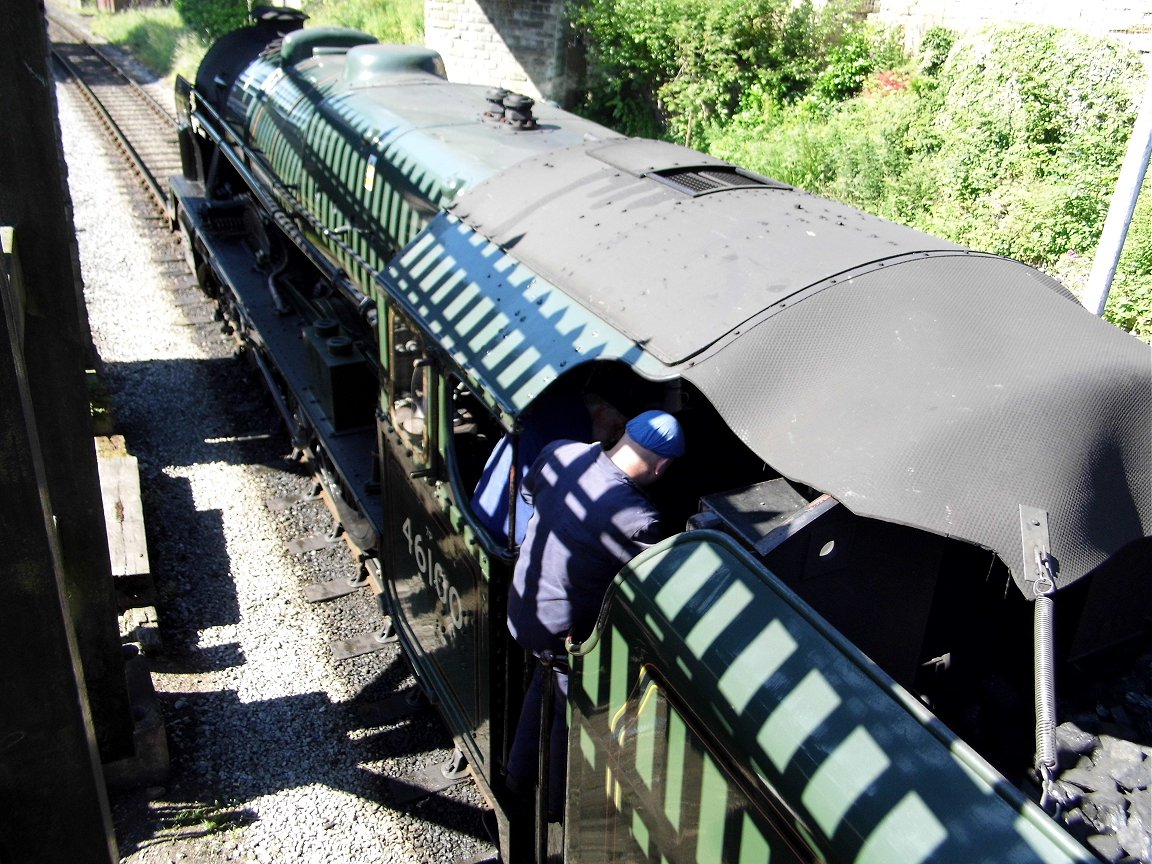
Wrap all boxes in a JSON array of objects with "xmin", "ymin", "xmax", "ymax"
[
  {"xmin": 471, "ymin": 396, "xmax": 592, "ymax": 545},
  {"xmin": 507, "ymin": 440, "xmax": 663, "ymax": 654}
]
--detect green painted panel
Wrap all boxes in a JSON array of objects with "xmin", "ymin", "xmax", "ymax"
[
  {"xmin": 717, "ymin": 620, "xmax": 795, "ymax": 716},
  {"xmin": 854, "ymin": 792, "xmax": 946, "ymax": 864},
  {"xmin": 580, "ymin": 639, "xmax": 601, "ymax": 705},
  {"xmin": 653, "ymin": 543, "xmax": 725, "ymax": 621},
  {"xmin": 610, "ymin": 628, "xmax": 629, "ymax": 732},
  {"xmin": 738, "ymin": 812, "xmax": 772, "ymax": 864},
  {"xmin": 801, "ymin": 726, "xmax": 890, "ymax": 837},
  {"xmin": 757, "ymin": 669, "xmax": 841, "ymax": 774},
  {"xmin": 665, "ymin": 710, "xmax": 686, "ymax": 833},
  {"xmin": 634, "ymin": 680, "xmax": 658, "ymax": 790},
  {"xmin": 579, "ymin": 723, "xmax": 596, "ymax": 769},
  {"xmin": 632, "ymin": 809, "xmax": 651, "ymax": 857},
  {"xmin": 684, "ymin": 580, "xmax": 753, "ymax": 659},
  {"xmin": 696, "ymin": 754, "xmax": 727, "ymax": 863}
]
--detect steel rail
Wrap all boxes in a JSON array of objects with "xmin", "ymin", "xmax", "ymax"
[
  {"xmin": 47, "ymin": 16, "xmax": 177, "ymax": 216},
  {"xmin": 46, "ymin": 12, "xmax": 177, "ymax": 129}
]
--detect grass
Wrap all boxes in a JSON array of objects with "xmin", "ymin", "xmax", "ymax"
[
  {"xmin": 303, "ymin": 0, "xmax": 424, "ymax": 44},
  {"xmin": 88, "ymin": 6, "xmax": 205, "ymax": 81},
  {"xmin": 88, "ymin": 0, "xmax": 426, "ymax": 83}
]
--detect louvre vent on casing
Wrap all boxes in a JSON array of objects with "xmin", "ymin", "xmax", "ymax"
[{"xmin": 650, "ymin": 167, "xmax": 789, "ymax": 196}]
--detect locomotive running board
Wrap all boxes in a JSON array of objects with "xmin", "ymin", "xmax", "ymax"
[{"xmin": 329, "ymin": 618, "xmax": 398, "ymax": 660}]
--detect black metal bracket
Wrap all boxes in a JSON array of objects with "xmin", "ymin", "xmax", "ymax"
[{"xmin": 1019, "ymin": 505, "xmax": 1058, "ymax": 596}]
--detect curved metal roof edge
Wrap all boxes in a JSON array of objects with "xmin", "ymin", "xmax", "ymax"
[{"xmin": 676, "ymin": 249, "xmax": 994, "ymax": 369}]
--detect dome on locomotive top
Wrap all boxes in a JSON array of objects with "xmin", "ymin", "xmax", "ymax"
[
  {"xmin": 343, "ymin": 45, "xmax": 447, "ymax": 85},
  {"xmin": 280, "ymin": 27, "xmax": 378, "ymax": 66}
]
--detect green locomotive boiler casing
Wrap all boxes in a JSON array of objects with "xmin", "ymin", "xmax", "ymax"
[
  {"xmin": 171, "ymin": 11, "xmax": 1152, "ymax": 863},
  {"xmin": 184, "ymin": 14, "xmax": 620, "ymax": 299}
]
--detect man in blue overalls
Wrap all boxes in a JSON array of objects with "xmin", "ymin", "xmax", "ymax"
[{"xmin": 505, "ymin": 410, "xmax": 686, "ymax": 818}]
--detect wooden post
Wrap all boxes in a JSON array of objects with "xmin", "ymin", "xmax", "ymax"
[
  {"xmin": 0, "ymin": 234, "xmax": 118, "ymax": 862},
  {"xmin": 0, "ymin": 0, "xmax": 133, "ymax": 762}
]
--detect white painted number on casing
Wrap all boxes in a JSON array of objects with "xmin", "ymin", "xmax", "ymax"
[{"xmin": 401, "ymin": 517, "xmax": 468, "ymax": 634}]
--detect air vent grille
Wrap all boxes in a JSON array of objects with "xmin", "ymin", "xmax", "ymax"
[{"xmin": 651, "ymin": 167, "xmax": 788, "ymax": 196}]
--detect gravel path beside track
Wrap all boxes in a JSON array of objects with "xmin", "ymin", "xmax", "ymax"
[{"xmin": 57, "ymin": 66, "xmax": 495, "ymax": 864}]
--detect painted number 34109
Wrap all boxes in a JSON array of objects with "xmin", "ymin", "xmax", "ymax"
[{"xmin": 401, "ymin": 517, "xmax": 467, "ymax": 632}]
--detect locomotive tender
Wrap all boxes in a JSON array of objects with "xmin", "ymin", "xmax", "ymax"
[{"xmin": 172, "ymin": 9, "xmax": 1151, "ymax": 862}]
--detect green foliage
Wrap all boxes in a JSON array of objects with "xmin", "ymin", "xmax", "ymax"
[
  {"xmin": 710, "ymin": 82, "xmax": 938, "ymax": 223},
  {"xmin": 90, "ymin": 6, "xmax": 184, "ymax": 75},
  {"xmin": 89, "ymin": 6, "xmax": 206, "ymax": 79},
  {"xmin": 1102, "ymin": 180, "xmax": 1152, "ymax": 339},
  {"xmin": 916, "ymin": 26, "xmax": 954, "ymax": 77},
  {"xmin": 174, "ymin": 0, "xmax": 249, "ymax": 42},
  {"xmin": 928, "ymin": 27, "xmax": 1141, "ymax": 208},
  {"xmin": 302, "ymin": 0, "xmax": 424, "ymax": 44},
  {"xmin": 573, "ymin": 0, "xmax": 862, "ymax": 144},
  {"xmin": 912, "ymin": 24, "xmax": 1144, "ymax": 297},
  {"xmin": 703, "ymin": 22, "xmax": 1150, "ymax": 336},
  {"xmin": 804, "ymin": 23, "xmax": 906, "ymax": 111}
]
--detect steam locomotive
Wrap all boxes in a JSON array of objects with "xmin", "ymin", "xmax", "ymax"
[{"xmin": 171, "ymin": 8, "xmax": 1151, "ymax": 862}]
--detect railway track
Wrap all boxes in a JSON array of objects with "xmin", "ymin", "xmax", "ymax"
[
  {"xmin": 46, "ymin": 12, "xmax": 227, "ymax": 349},
  {"xmin": 47, "ymin": 13, "xmax": 181, "ymax": 217}
]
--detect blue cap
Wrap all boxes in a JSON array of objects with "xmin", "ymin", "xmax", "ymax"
[{"xmin": 626, "ymin": 410, "xmax": 685, "ymax": 458}]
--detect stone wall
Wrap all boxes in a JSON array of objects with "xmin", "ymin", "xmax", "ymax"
[{"xmin": 425, "ymin": 0, "xmax": 572, "ymax": 102}]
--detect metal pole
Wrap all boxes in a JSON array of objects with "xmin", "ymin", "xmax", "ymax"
[
  {"xmin": 536, "ymin": 652, "xmax": 556, "ymax": 864},
  {"xmin": 1083, "ymin": 70, "xmax": 1152, "ymax": 317}
]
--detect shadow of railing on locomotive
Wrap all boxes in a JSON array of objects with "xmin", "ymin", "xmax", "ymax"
[
  {"xmin": 257, "ymin": 72, "xmax": 442, "ymax": 273},
  {"xmin": 384, "ymin": 216, "xmax": 653, "ymax": 417}
]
